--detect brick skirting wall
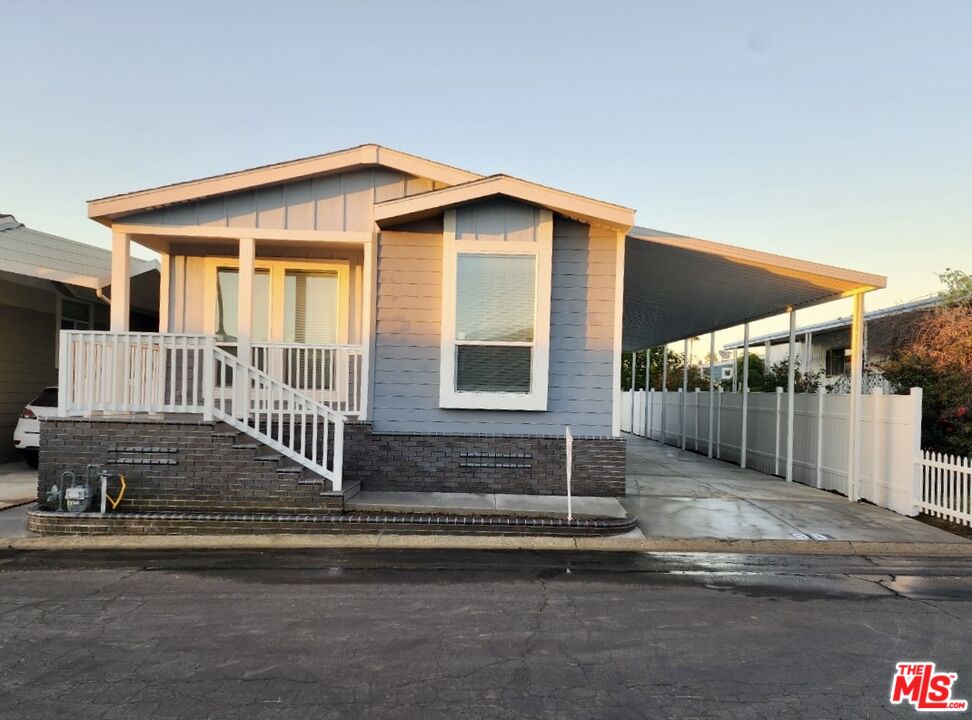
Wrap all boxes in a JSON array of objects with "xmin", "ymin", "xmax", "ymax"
[
  {"xmin": 38, "ymin": 418, "xmax": 626, "ymax": 510},
  {"xmin": 38, "ymin": 417, "xmax": 341, "ymax": 514},
  {"xmin": 343, "ymin": 423, "xmax": 625, "ymax": 496}
]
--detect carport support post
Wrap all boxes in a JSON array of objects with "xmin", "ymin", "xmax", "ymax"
[
  {"xmin": 643, "ymin": 348, "xmax": 651, "ymax": 436},
  {"xmin": 786, "ymin": 307, "xmax": 797, "ymax": 482},
  {"xmin": 740, "ymin": 323, "xmax": 750, "ymax": 469},
  {"xmin": 629, "ymin": 350, "xmax": 636, "ymax": 433},
  {"xmin": 707, "ymin": 332, "xmax": 715, "ymax": 458},
  {"xmin": 847, "ymin": 292, "xmax": 865, "ymax": 501},
  {"xmin": 661, "ymin": 345, "xmax": 668, "ymax": 444},
  {"xmin": 681, "ymin": 338, "xmax": 689, "ymax": 449}
]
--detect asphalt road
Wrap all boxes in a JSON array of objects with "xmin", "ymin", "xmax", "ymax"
[{"xmin": 1, "ymin": 550, "xmax": 971, "ymax": 719}]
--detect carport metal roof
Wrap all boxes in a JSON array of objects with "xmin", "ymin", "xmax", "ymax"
[{"xmin": 622, "ymin": 226, "xmax": 886, "ymax": 351}]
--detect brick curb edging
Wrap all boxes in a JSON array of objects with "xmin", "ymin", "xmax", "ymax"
[
  {"xmin": 6, "ymin": 533, "xmax": 972, "ymax": 557},
  {"xmin": 26, "ymin": 509, "xmax": 638, "ymax": 538}
]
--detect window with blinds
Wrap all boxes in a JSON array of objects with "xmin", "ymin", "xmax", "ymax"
[
  {"xmin": 284, "ymin": 271, "xmax": 339, "ymax": 344},
  {"xmin": 455, "ymin": 254, "xmax": 535, "ymax": 393}
]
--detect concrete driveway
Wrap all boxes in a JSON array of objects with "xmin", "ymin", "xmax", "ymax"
[
  {"xmin": 621, "ymin": 434, "xmax": 965, "ymax": 543},
  {"xmin": 0, "ymin": 461, "xmax": 37, "ymax": 509}
]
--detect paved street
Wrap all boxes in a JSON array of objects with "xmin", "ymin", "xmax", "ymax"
[{"xmin": 1, "ymin": 549, "xmax": 971, "ymax": 719}]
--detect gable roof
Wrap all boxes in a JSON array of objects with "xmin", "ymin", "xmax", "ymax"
[
  {"xmin": 87, "ymin": 144, "xmax": 484, "ymax": 225},
  {"xmin": 374, "ymin": 174, "xmax": 636, "ymax": 231},
  {"xmin": 0, "ymin": 214, "xmax": 158, "ymax": 289}
]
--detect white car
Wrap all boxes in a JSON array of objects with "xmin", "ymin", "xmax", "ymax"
[{"xmin": 13, "ymin": 387, "xmax": 58, "ymax": 468}]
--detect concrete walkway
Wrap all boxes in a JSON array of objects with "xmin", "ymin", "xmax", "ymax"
[
  {"xmin": 347, "ymin": 491, "xmax": 628, "ymax": 520},
  {"xmin": 621, "ymin": 434, "xmax": 965, "ymax": 543},
  {"xmin": 0, "ymin": 461, "xmax": 37, "ymax": 509}
]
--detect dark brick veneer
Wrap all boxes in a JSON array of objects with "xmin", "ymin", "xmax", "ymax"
[
  {"xmin": 343, "ymin": 422, "xmax": 625, "ymax": 496},
  {"xmin": 38, "ymin": 416, "xmax": 341, "ymax": 514},
  {"xmin": 38, "ymin": 417, "xmax": 626, "ymax": 510}
]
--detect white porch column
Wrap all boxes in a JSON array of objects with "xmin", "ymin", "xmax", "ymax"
[
  {"xmin": 110, "ymin": 231, "xmax": 131, "ymax": 331},
  {"xmin": 359, "ymin": 237, "xmax": 377, "ymax": 421},
  {"xmin": 847, "ymin": 292, "xmax": 865, "ymax": 501},
  {"xmin": 158, "ymin": 252, "xmax": 170, "ymax": 333},
  {"xmin": 237, "ymin": 237, "xmax": 255, "ymax": 365},
  {"xmin": 681, "ymin": 338, "xmax": 689, "ymax": 449},
  {"xmin": 786, "ymin": 307, "xmax": 797, "ymax": 482},
  {"xmin": 708, "ymin": 332, "xmax": 715, "ymax": 458},
  {"xmin": 740, "ymin": 323, "xmax": 750, "ymax": 469},
  {"xmin": 660, "ymin": 344, "xmax": 669, "ymax": 444}
]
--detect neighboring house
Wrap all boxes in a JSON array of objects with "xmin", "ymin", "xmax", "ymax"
[
  {"xmin": 39, "ymin": 145, "xmax": 886, "ymax": 505},
  {"xmin": 722, "ymin": 296, "xmax": 939, "ymax": 389},
  {"xmin": 0, "ymin": 214, "xmax": 159, "ymax": 462}
]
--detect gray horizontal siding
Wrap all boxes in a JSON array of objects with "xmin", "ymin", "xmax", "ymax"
[
  {"xmin": 371, "ymin": 218, "xmax": 616, "ymax": 436},
  {"xmin": 122, "ymin": 169, "xmax": 442, "ymax": 233}
]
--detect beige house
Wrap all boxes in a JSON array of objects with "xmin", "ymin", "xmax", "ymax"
[
  {"xmin": 46, "ymin": 145, "xmax": 885, "ymax": 501},
  {"xmin": 0, "ymin": 214, "xmax": 158, "ymax": 462}
]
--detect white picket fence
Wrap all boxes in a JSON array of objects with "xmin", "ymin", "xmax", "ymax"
[
  {"xmin": 621, "ymin": 386, "xmax": 962, "ymax": 520},
  {"xmin": 916, "ymin": 450, "xmax": 972, "ymax": 527}
]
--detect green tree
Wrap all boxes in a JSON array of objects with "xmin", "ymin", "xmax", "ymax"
[
  {"xmin": 881, "ymin": 268, "xmax": 972, "ymax": 455},
  {"xmin": 622, "ymin": 348, "xmax": 709, "ymax": 391}
]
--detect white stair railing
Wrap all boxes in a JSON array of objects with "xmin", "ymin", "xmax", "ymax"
[
  {"xmin": 57, "ymin": 331, "xmax": 344, "ymax": 490},
  {"xmin": 210, "ymin": 347, "xmax": 344, "ymax": 489}
]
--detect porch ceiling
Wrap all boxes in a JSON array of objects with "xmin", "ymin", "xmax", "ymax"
[{"xmin": 622, "ymin": 227, "xmax": 886, "ymax": 351}]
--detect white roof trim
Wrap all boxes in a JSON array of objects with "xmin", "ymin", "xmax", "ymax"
[
  {"xmin": 374, "ymin": 175, "xmax": 636, "ymax": 230},
  {"xmin": 88, "ymin": 144, "xmax": 483, "ymax": 224}
]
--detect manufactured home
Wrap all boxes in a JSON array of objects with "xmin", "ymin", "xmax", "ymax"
[{"xmin": 38, "ymin": 145, "xmax": 886, "ymax": 512}]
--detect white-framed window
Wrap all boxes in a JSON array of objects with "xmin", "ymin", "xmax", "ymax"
[
  {"xmin": 439, "ymin": 207, "xmax": 552, "ymax": 410},
  {"xmin": 202, "ymin": 257, "xmax": 350, "ymax": 345}
]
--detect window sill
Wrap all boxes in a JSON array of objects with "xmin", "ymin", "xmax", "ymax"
[{"xmin": 439, "ymin": 391, "xmax": 548, "ymax": 411}]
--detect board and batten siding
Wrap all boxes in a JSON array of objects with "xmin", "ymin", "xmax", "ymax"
[
  {"xmin": 372, "ymin": 216, "xmax": 616, "ymax": 436},
  {"xmin": 123, "ymin": 169, "xmax": 444, "ymax": 233}
]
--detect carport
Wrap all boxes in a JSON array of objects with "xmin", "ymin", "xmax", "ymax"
[{"xmin": 621, "ymin": 226, "xmax": 886, "ymax": 501}]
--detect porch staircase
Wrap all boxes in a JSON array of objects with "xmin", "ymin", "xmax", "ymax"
[
  {"xmin": 103, "ymin": 421, "xmax": 358, "ymax": 514},
  {"xmin": 58, "ymin": 332, "xmax": 351, "ymax": 492}
]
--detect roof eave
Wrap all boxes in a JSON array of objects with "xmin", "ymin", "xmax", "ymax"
[
  {"xmin": 374, "ymin": 175, "xmax": 636, "ymax": 231},
  {"xmin": 87, "ymin": 144, "xmax": 484, "ymax": 225}
]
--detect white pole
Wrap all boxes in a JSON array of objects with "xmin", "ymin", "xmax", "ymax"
[
  {"xmin": 708, "ymin": 332, "xmax": 715, "ymax": 458},
  {"xmin": 847, "ymin": 292, "xmax": 865, "ymax": 501},
  {"xmin": 661, "ymin": 345, "xmax": 669, "ymax": 445},
  {"xmin": 732, "ymin": 347, "xmax": 739, "ymax": 392},
  {"xmin": 681, "ymin": 338, "xmax": 689, "ymax": 449},
  {"xmin": 629, "ymin": 350, "xmax": 636, "ymax": 434},
  {"xmin": 786, "ymin": 307, "xmax": 797, "ymax": 482},
  {"xmin": 910, "ymin": 387, "xmax": 923, "ymax": 515},
  {"xmin": 694, "ymin": 387, "xmax": 700, "ymax": 452},
  {"xmin": 774, "ymin": 386, "xmax": 783, "ymax": 476},
  {"xmin": 643, "ymin": 348, "xmax": 651, "ymax": 436},
  {"xmin": 816, "ymin": 386, "xmax": 825, "ymax": 488},
  {"xmin": 716, "ymin": 387, "xmax": 723, "ymax": 459},
  {"xmin": 565, "ymin": 426, "xmax": 573, "ymax": 521},
  {"xmin": 740, "ymin": 323, "xmax": 750, "ymax": 469}
]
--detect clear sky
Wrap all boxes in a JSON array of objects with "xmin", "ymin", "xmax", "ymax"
[{"xmin": 3, "ymin": 0, "xmax": 970, "ymax": 350}]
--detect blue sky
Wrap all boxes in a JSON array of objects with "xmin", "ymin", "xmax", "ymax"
[{"xmin": 3, "ymin": 0, "xmax": 971, "ymax": 347}]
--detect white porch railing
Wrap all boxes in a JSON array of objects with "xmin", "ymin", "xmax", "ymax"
[
  {"xmin": 250, "ymin": 342, "xmax": 363, "ymax": 416},
  {"xmin": 57, "ymin": 331, "xmax": 346, "ymax": 489}
]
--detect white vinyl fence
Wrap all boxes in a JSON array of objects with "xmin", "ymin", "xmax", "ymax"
[
  {"xmin": 622, "ymin": 386, "xmax": 927, "ymax": 517},
  {"xmin": 916, "ymin": 451, "xmax": 972, "ymax": 527}
]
